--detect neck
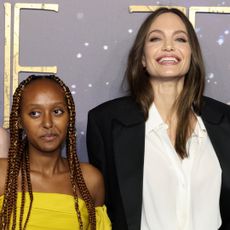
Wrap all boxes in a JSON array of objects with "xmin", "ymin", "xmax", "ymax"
[
  {"xmin": 28, "ymin": 149, "xmax": 67, "ymax": 176},
  {"xmin": 151, "ymin": 76, "xmax": 184, "ymax": 123}
]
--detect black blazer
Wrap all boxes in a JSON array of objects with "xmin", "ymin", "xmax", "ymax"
[{"xmin": 86, "ymin": 96, "xmax": 230, "ymax": 230}]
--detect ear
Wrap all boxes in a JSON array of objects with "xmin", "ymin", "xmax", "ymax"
[{"xmin": 142, "ymin": 54, "xmax": 146, "ymax": 67}]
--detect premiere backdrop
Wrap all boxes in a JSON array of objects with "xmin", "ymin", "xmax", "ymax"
[{"xmin": 0, "ymin": 0, "xmax": 230, "ymax": 161}]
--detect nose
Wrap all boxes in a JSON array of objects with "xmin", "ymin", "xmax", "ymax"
[
  {"xmin": 42, "ymin": 112, "xmax": 53, "ymax": 129},
  {"xmin": 162, "ymin": 40, "xmax": 174, "ymax": 51}
]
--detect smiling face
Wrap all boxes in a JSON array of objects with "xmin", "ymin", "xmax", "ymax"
[
  {"xmin": 142, "ymin": 12, "xmax": 192, "ymax": 79},
  {"xmin": 20, "ymin": 79, "xmax": 69, "ymax": 155}
]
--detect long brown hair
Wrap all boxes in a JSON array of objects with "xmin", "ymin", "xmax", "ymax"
[
  {"xmin": 125, "ymin": 7, "xmax": 205, "ymax": 158},
  {"xmin": 0, "ymin": 75, "xmax": 96, "ymax": 229}
]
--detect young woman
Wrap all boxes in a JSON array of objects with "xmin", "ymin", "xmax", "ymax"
[
  {"xmin": 0, "ymin": 75, "xmax": 111, "ymax": 230},
  {"xmin": 87, "ymin": 7, "xmax": 230, "ymax": 230}
]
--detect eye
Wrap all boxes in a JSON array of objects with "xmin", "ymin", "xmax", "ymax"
[
  {"xmin": 175, "ymin": 37, "xmax": 188, "ymax": 43},
  {"xmin": 29, "ymin": 111, "xmax": 41, "ymax": 118},
  {"xmin": 53, "ymin": 108, "xmax": 65, "ymax": 116},
  {"xmin": 149, "ymin": 36, "xmax": 161, "ymax": 42}
]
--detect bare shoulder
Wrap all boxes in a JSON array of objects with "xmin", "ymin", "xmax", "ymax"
[
  {"xmin": 80, "ymin": 162, "xmax": 105, "ymax": 206},
  {"xmin": 0, "ymin": 159, "xmax": 8, "ymax": 195},
  {"xmin": 0, "ymin": 128, "xmax": 9, "ymax": 141},
  {"xmin": 0, "ymin": 128, "xmax": 10, "ymax": 158},
  {"xmin": 80, "ymin": 162, "xmax": 103, "ymax": 180}
]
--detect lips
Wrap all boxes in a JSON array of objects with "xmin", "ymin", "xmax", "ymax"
[
  {"xmin": 156, "ymin": 55, "xmax": 181, "ymax": 65},
  {"xmin": 40, "ymin": 133, "xmax": 58, "ymax": 142}
]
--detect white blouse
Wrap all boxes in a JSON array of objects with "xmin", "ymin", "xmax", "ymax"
[{"xmin": 141, "ymin": 103, "xmax": 222, "ymax": 230}]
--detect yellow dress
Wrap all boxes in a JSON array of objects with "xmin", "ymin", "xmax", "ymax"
[{"xmin": 0, "ymin": 192, "xmax": 111, "ymax": 230}]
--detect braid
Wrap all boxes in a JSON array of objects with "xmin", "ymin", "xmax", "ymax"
[
  {"xmin": 49, "ymin": 75, "xmax": 96, "ymax": 230},
  {"xmin": 22, "ymin": 141, "xmax": 33, "ymax": 229},
  {"xmin": 19, "ymin": 139, "xmax": 33, "ymax": 230},
  {"xmin": 19, "ymin": 139, "xmax": 26, "ymax": 230},
  {"xmin": 1, "ymin": 76, "xmax": 35, "ymax": 229},
  {"xmin": 1, "ymin": 75, "xmax": 96, "ymax": 229}
]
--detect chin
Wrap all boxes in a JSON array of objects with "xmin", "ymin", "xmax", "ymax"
[
  {"xmin": 152, "ymin": 75, "xmax": 184, "ymax": 81},
  {"xmin": 38, "ymin": 145, "xmax": 61, "ymax": 154}
]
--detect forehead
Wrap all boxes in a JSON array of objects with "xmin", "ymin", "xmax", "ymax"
[
  {"xmin": 22, "ymin": 79, "xmax": 66, "ymax": 104},
  {"xmin": 149, "ymin": 12, "xmax": 187, "ymax": 32}
]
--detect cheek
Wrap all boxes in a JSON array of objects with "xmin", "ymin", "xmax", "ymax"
[
  {"xmin": 143, "ymin": 46, "xmax": 159, "ymax": 64},
  {"xmin": 23, "ymin": 125, "xmax": 36, "ymax": 139},
  {"xmin": 185, "ymin": 52, "xmax": 192, "ymax": 66},
  {"xmin": 59, "ymin": 117, "xmax": 69, "ymax": 131},
  {"xmin": 183, "ymin": 46, "xmax": 192, "ymax": 58}
]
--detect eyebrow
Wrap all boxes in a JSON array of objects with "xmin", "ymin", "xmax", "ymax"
[
  {"xmin": 147, "ymin": 29, "xmax": 188, "ymax": 36},
  {"xmin": 25, "ymin": 102, "xmax": 67, "ymax": 107}
]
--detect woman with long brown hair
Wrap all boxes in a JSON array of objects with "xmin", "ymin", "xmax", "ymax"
[
  {"xmin": 0, "ymin": 75, "xmax": 111, "ymax": 229},
  {"xmin": 87, "ymin": 7, "xmax": 230, "ymax": 230}
]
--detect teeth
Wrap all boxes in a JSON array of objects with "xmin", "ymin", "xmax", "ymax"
[{"xmin": 159, "ymin": 57, "xmax": 178, "ymax": 63}]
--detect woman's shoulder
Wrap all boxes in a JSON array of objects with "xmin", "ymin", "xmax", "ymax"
[
  {"xmin": 203, "ymin": 96, "xmax": 230, "ymax": 111},
  {"xmin": 202, "ymin": 96, "xmax": 230, "ymax": 118},
  {"xmin": 0, "ymin": 158, "xmax": 8, "ymax": 173},
  {"xmin": 0, "ymin": 128, "xmax": 10, "ymax": 154},
  {"xmin": 89, "ymin": 96, "xmax": 134, "ymax": 114},
  {"xmin": 0, "ymin": 127, "xmax": 7, "ymax": 133},
  {"xmin": 88, "ymin": 96, "xmax": 144, "ymax": 125},
  {"xmin": 0, "ymin": 127, "xmax": 9, "ymax": 140},
  {"xmin": 80, "ymin": 163, "xmax": 105, "ymax": 206},
  {"xmin": 0, "ymin": 159, "xmax": 8, "ymax": 195},
  {"xmin": 80, "ymin": 162, "xmax": 103, "ymax": 181},
  {"xmin": 202, "ymin": 96, "xmax": 230, "ymax": 124}
]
